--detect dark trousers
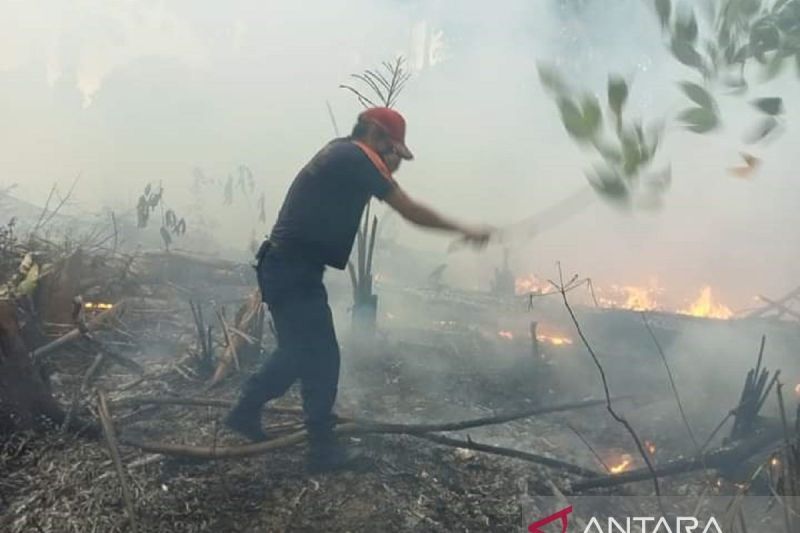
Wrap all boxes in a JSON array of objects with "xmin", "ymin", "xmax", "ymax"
[{"xmin": 238, "ymin": 244, "xmax": 340, "ymax": 439}]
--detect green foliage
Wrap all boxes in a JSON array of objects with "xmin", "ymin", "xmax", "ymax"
[
  {"xmin": 538, "ymin": 64, "xmax": 668, "ymax": 209},
  {"xmin": 674, "ymin": 9, "xmax": 699, "ymax": 44},
  {"xmin": 677, "ymin": 107, "xmax": 720, "ymax": 133},
  {"xmin": 658, "ymin": 0, "xmax": 800, "ymax": 139},
  {"xmin": 655, "ymin": 0, "xmax": 672, "ymax": 29},
  {"xmin": 680, "ymin": 82, "xmax": 716, "ymax": 110},
  {"xmin": 671, "ymin": 39, "xmax": 705, "ymax": 70},
  {"xmin": 537, "ymin": 0, "xmax": 800, "ymax": 206},
  {"xmin": 607, "ymin": 75, "xmax": 629, "ymax": 119},
  {"xmin": 588, "ymin": 166, "xmax": 630, "ymax": 206},
  {"xmin": 752, "ymin": 96, "xmax": 784, "ymax": 114},
  {"xmin": 136, "ymin": 183, "xmax": 187, "ymax": 250},
  {"xmin": 555, "ymin": 95, "xmax": 602, "ymax": 142},
  {"xmin": 340, "ymin": 56, "xmax": 411, "ymax": 109}
]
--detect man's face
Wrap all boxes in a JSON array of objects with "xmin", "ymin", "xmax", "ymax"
[
  {"xmin": 369, "ymin": 125, "xmax": 401, "ymax": 172},
  {"xmin": 383, "ymin": 150, "xmax": 402, "ymax": 173}
]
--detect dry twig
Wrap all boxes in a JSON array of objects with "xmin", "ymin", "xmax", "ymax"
[
  {"xmin": 549, "ymin": 263, "xmax": 661, "ymax": 499},
  {"xmin": 97, "ymin": 390, "xmax": 138, "ymax": 532}
]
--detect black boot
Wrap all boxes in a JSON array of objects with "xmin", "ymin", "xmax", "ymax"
[
  {"xmin": 223, "ymin": 400, "xmax": 268, "ymax": 442},
  {"xmin": 306, "ymin": 433, "xmax": 363, "ymax": 474}
]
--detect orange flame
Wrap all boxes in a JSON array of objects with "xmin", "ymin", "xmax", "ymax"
[
  {"xmin": 678, "ymin": 286, "xmax": 733, "ymax": 320},
  {"xmin": 536, "ymin": 334, "xmax": 573, "ymax": 346},
  {"xmin": 645, "ymin": 440, "xmax": 657, "ymax": 455},
  {"xmin": 514, "ymin": 274, "xmax": 549, "ymax": 295},
  {"xmin": 609, "ymin": 454, "xmax": 633, "ymax": 474},
  {"xmin": 597, "ymin": 283, "xmax": 662, "ymax": 312},
  {"xmin": 84, "ymin": 302, "xmax": 113, "ymax": 310},
  {"xmin": 497, "ymin": 330, "xmax": 514, "ymax": 340}
]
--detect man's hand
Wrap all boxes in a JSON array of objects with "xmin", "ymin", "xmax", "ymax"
[
  {"xmin": 384, "ymin": 186, "xmax": 494, "ymax": 250},
  {"xmin": 459, "ymin": 225, "xmax": 494, "ymax": 249}
]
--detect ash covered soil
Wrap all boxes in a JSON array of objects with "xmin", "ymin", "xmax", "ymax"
[
  {"xmin": 1, "ymin": 335, "xmax": 734, "ymax": 533},
  {"xmin": 0, "ymin": 277, "xmax": 780, "ymax": 532}
]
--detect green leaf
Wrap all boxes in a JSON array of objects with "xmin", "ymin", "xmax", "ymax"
[
  {"xmin": 674, "ymin": 10, "xmax": 699, "ymax": 43},
  {"xmin": 16, "ymin": 263, "xmax": 39, "ymax": 297},
  {"xmin": 537, "ymin": 63, "xmax": 566, "ymax": 94},
  {"xmin": 655, "ymin": 0, "xmax": 671, "ymax": 28},
  {"xmin": 593, "ymin": 140, "xmax": 623, "ymax": 164},
  {"xmin": 580, "ymin": 94, "xmax": 602, "ymax": 136},
  {"xmin": 752, "ymin": 96, "xmax": 784, "ymax": 115},
  {"xmin": 557, "ymin": 97, "xmax": 586, "ymax": 139},
  {"xmin": 745, "ymin": 116, "xmax": 779, "ymax": 143},
  {"xmin": 557, "ymin": 97, "xmax": 599, "ymax": 142},
  {"xmin": 671, "ymin": 39, "xmax": 704, "ymax": 70},
  {"xmin": 679, "ymin": 81, "xmax": 715, "ymax": 109},
  {"xmin": 607, "ymin": 75, "xmax": 628, "ymax": 117},
  {"xmin": 678, "ymin": 107, "xmax": 719, "ymax": 133},
  {"xmin": 587, "ymin": 167, "xmax": 630, "ymax": 206},
  {"xmin": 620, "ymin": 130, "xmax": 643, "ymax": 176},
  {"xmin": 750, "ymin": 21, "xmax": 781, "ymax": 56}
]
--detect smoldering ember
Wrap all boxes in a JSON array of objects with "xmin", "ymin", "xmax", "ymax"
[{"xmin": 2, "ymin": 1, "xmax": 800, "ymax": 532}]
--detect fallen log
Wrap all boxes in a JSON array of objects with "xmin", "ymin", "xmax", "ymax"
[
  {"xmin": 411, "ymin": 432, "xmax": 601, "ymax": 478},
  {"xmin": 112, "ymin": 395, "xmax": 621, "ymax": 432},
  {"xmin": 746, "ymin": 286, "xmax": 800, "ymax": 318},
  {"xmin": 572, "ymin": 424, "xmax": 783, "ymax": 491},
  {"xmin": 32, "ymin": 299, "xmax": 128, "ymax": 363},
  {"xmin": 119, "ymin": 396, "xmax": 622, "ymax": 459},
  {"xmin": 758, "ymin": 295, "xmax": 800, "ymax": 322},
  {"xmin": 97, "ymin": 390, "xmax": 138, "ymax": 532},
  {"xmin": 111, "ymin": 395, "xmax": 302, "ymax": 417}
]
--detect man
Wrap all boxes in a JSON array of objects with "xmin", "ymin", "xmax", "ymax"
[{"xmin": 224, "ymin": 107, "xmax": 491, "ymax": 472}]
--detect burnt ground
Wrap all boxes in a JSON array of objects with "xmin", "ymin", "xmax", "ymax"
[{"xmin": 0, "ymin": 279, "xmax": 795, "ymax": 532}]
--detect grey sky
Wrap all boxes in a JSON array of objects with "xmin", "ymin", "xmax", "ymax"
[{"xmin": 0, "ymin": 0, "xmax": 797, "ymax": 310}]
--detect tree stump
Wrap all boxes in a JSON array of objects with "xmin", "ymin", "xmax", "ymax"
[{"xmin": 0, "ymin": 300, "xmax": 64, "ymax": 436}]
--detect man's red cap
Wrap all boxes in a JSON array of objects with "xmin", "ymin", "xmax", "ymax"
[{"xmin": 359, "ymin": 107, "xmax": 414, "ymax": 160}]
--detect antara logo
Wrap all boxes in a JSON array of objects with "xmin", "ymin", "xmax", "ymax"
[{"xmin": 528, "ymin": 506, "xmax": 725, "ymax": 533}]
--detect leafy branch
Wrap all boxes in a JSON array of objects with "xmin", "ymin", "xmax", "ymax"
[
  {"xmin": 340, "ymin": 56, "xmax": 411, "ymax": 108},
  {"xmin": 135, "ymin": 183, "xmax": 186, "ymax": 250},
  {"xmin": 657, "ymin": 0, "xmax": 798, "ymax": 142},
  {"xmin": 538, "ymin": 65, "xmax": 670, "ymax": 208}
]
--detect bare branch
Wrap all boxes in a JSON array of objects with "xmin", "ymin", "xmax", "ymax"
[{"xmin": 551, "ymin": 262, "xmax": 662, "ymax": 500}]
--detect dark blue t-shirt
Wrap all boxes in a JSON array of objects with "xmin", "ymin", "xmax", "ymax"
[{"xmin": 269, "ymin": 138, "xmax": 396, "ymax": 269}]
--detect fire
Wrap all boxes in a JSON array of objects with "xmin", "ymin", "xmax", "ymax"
[
  {"xmin": 497, "ymin": 330, "xmax": 514, "ymax": 340},
  {"xmin": 536, "ymin": 334, "xmax": 573, "ymax": 346},
  {"xmin": 645, "ymin": 440, "xmax": 657, "ymax": 455},
  {"xmin": 609, "ymin": 454, "xmax": 633, "ymax": 474},
  {"xmin": 84, "ymin": 302, "xmax": 113, "ymax": 310},
  {"xmin": 515, "ymin": 274, "xmax": 549, "ymax": 295},
  {"xmin": 597, "ymin": 284, "xmax": 662, "ymax": 312},
  {"xmin": 794, "ymin": 384, "xmax": 800, "ymax": 396},
  {"xmin": 678, "ymin": 286, "xmax": 733, "ymax": 320},
  {"xmin": 594, "ymin": 281, "xmax": 733, "ymax": 319}
]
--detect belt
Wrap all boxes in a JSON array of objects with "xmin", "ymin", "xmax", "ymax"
[{"xmin": 256, "ymin": 238, "xmax": 320, "ymax": 266}]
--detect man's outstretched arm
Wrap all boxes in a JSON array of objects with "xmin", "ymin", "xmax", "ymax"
[{"xmin": 384, "ymin": 186, "xmax": 492, "ymax": 246}]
